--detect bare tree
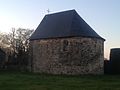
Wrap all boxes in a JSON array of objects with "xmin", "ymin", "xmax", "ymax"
[
  {"xmin": 7, "ymin": 28, "xmax": 33, "ymax": 53},
  {"xmin": 0, "ymin": 32, "xmax": 10, "ymax": 48},
  {"xmin": 17, "ymin": 28, "xmax": 33, "ymax": 51},
  {"xmin": 0, "ymin": 28, "xmax": 34, "ymax": 70}
]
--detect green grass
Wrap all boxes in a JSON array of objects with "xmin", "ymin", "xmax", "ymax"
[{"xmin": 0, "ymin": 71, "xmax": 120, "ymax": 90}]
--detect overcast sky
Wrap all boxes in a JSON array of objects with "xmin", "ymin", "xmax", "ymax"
[{"xmin": 0, "ymin": 0, "xmax": 120, "ymax": 59}]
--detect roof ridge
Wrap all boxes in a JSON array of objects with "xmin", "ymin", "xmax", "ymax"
[{"xmin": 46, "ymin": 9, "xmax": 76, "ymax": 16}]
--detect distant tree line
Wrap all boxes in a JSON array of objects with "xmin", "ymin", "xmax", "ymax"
[{"xmin": 0, "ymin": 28, "xmax": 34, "ymax": 71}]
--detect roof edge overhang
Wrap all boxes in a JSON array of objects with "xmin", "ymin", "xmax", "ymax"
[{"xmin": 29, "ymin": 35, "xmax": 105, "ymax": 41}]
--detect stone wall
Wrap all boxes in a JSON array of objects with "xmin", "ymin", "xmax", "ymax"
[{"xmin": 29, "ymin": 37, "xmax": 104, "ymax": 75}]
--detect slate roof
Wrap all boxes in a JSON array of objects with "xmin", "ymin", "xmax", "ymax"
[{"xmin": 30, "ymin": 10, "xmax": 105, "ymax": 41}]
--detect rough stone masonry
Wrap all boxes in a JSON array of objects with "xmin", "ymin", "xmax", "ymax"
[{"xmin": 29, "ymin": 37, "xmax": 104, "ymax": 75}]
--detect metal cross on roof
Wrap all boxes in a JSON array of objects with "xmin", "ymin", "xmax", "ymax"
[{"xmin": 47, "ymin": 9, "xmax": 50, "ymax": 14}]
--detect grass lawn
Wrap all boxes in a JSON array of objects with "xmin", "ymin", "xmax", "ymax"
[{"xmin": 0, "ymin": 71, "xmax": 120, "ymax": 90}]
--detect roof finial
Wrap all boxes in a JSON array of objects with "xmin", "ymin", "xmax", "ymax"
[{"xmin": 47, "ymin": 9, "xmax": 50, "ymax": 14}]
